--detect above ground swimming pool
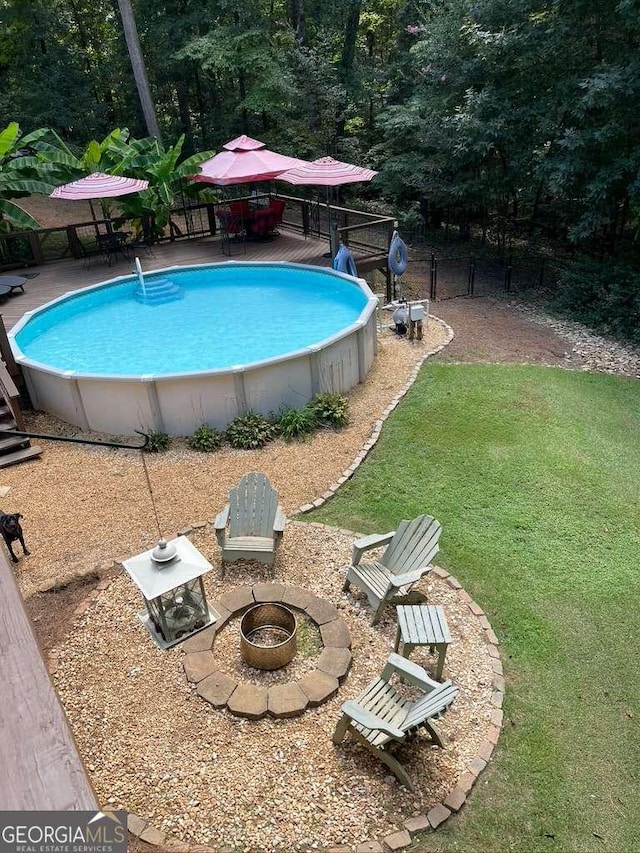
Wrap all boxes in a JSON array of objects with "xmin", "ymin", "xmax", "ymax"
[{"xmin": 11, "ymin": 262, "xmax": 378, "ymax": 436}]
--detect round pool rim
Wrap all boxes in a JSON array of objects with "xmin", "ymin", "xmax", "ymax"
[
  {"xmin": 10, "ymin": 261, "xmax": 379, "ymax": 437},
  {"xmin": 10, "ymin": 260, "xmax": 377, "ymax": 380}
]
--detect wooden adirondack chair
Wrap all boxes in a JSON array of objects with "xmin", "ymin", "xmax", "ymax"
[
  {"xmin": 332, "ymin": 652, "xmax": 458, "ymax": 790},
  {"xmin": 342, "ymin": 515, "xmax": 442, "ymax": 625},
  {"xmin": 213, "ymin": 473, "xmax": 286, "ymax": 577}
]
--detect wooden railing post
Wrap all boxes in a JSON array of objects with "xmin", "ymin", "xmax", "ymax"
[
  {"xmin": 67, "ymin": 225, "xmax": 82, "ymax": 259},
  {"xmin": 206, "ymin": 203, "xmax": 218, "ymax": 236},
  {"xmin": 0, "ymin": 315, "xmax": 20, "ymax": 378},
  {"xmin": 27, "ymin": 231, "xmax": 44, "ymax": 265}
]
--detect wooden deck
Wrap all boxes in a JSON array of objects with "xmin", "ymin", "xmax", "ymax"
[
  {"xmin": 1, "ymin": 231, "xmax": 334, "ymax": 331},
  {"xmin": 0, "ymin": 550, "xmax": 98, "ymax": 809}
]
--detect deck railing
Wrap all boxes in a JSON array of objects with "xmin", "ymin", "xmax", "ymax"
[{"xmin": 0, "ymin": 195, "xmax": 393, "ymax": 273}]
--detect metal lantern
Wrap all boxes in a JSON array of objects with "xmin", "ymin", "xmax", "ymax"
[{"xmin": 123, "ymin": 537, "xmax": 219, "ymax": 649}]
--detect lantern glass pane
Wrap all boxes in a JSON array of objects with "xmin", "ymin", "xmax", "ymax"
[{"xmin": 158, "ymin": 580, "xmax": 208, "ymax": 642}]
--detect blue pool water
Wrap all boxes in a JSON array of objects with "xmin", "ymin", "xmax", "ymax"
[{"xmin": 15, "ymin": 264, "xmax": 368, "ymax": 376}]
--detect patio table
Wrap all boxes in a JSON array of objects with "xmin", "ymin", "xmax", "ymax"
[
  {"xmin": 0, "ymin": 275, "xmax": 27, "ymax": 294},
  {"xmin": 96, "ymin": 232, "xmax": 131, "ymax": 265},
  {"xmin": 394, "ymin": 604, "xmax": 452, "ymax": 681}
]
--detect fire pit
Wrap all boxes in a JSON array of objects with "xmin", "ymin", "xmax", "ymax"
[{"xmin": 240, "ymin": 603, "xmax": 297, "ymax": 671}]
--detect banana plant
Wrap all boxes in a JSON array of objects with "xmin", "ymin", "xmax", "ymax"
[
  {"xmin": 31, "ymin": 127, "xmax": 134, "ymax": 183},
  {"xmin": 113, "ymin": 135, "xmax": 214, "ymax": 241},
  {"xmin": 0, "ymin": 122, "xmax": 57, "ymax": 231},
  {"xmin": 31, "ymin": 127, "xmax": 150, "ymax": 221}
]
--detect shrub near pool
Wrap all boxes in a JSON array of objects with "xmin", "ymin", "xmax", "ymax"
[
  {"xmin": 143, "ymin": 429, "xmax": 171, "ymax": 453},
  {"xmin": 310, "ymin": 392, "xmax": 349, "ymax": 428},
  {"xmin": 225, "ymin": 411, "xmax": 278, "ymax": 449},
  {"xmin": 188, "ymin": 424, "xmax": 224, "ymax": 452},
  {"xmin": 277, "ymin": 405, "xmax": 318, "ymax": 441}
]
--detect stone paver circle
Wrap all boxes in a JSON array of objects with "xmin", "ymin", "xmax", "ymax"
[{"xmin": 180, "ymin": 583, "xmax": 352, "ymax": 719}]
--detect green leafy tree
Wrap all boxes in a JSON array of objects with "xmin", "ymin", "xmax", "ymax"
[
  {"xmin": 113, "ymin": 134, "xmax": 214, "ymax": 240},
  {"xmin": 0, "ymin": 0, "xmax": 129, "ymax": 139},
  {"xmin": 0, "ymin": 122, "xmax": 55, "ymax": 231},
  {"xmin": 376, "ymin": 0, "xmax": 640, "ymax": 254}
]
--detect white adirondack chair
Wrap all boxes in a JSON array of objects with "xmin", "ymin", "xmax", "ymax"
[
  {"xmin": 213, "ymin": 473, "xmax": 286, "ymax": 577},
  {"xmin": 342, "ymin": 514, "xmax": 442, "ymax": 624},
  {"xmin": 332, "ymin": 652, "xmax": 459, "ymax": 790}
]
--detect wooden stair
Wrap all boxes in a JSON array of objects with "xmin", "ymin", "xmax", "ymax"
[{"xmin": 0, "ymin": 360, "xmax": 41, "ymax": 468}]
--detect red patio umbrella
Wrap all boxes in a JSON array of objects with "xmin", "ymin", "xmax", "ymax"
[
  {"xmin": 277, "ymin": 156, "xmax": 378, "ymax": 254},
  {"xmin": 277, "ymin": 156, "xmax": 378, "ymax": 188},
  {"xmin": 193, "ymin": 135, "xmax": 308, "ymax": 186}
]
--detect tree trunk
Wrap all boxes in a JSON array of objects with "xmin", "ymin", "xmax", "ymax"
[
  {"xmin": 116, "ymin": 0, "xmax": 162, "ymax": 141},
  {"xmin": 335, "ymin": 0, "xmax": 362, "ymax": 139},
  {"xmin": 175, "ymin": 80, "xmax": 192, "ymax": 144},
  {"xmin": 340, "ymin": 0, "xmax": 362, "ymax": 76},
  {"xmin": 289, "ymin": 0, "xmax": 306, "ymax": 45}
]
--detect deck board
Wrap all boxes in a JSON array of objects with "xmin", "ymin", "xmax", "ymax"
[{"xmin": 0, "ymin": 551, "xmax": 98, "ymax": 809}]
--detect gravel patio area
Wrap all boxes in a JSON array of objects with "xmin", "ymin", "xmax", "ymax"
[{"xmin": 53, "ymin": 522, "xmax": 495, "ymax": 851}]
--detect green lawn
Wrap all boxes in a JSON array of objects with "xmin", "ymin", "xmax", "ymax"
[{"xmin": 311, "ymin": 364, "xmax": 640, "ymax": 853}]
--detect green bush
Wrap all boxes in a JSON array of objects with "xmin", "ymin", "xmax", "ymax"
[
  {"xmin": 277, "ymin": 405, "xmax": 317, "ymax": 441},
  {"xmin": 395, "ymin": 203, "xmax": 425, "ymax": 232},
  {"xmin": 225, "ymin": 411, "xmax": 277, "ymax": 449},
  {"xmin": 310, "ymin": 392, "xmax": 349, "ymax": 428},
  {"xmin": 551, "ymin": 257, "xmax": 640, "ymax": 344},
  {"xmin": 144, "ymin": 429, "xmax": 171, "ymax": 452},
  {"xmin": 188, "ymin": 424, "xmax": 224, "ymax": 452}
]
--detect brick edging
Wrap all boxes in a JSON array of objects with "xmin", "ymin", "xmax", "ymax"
[
  {"xmin": 61, "ymin": 513, "xmax": 503, "ymax": 852},
  {"xmin": 293, "ymin": 315, "xmax": 455, "ymax": 515}
]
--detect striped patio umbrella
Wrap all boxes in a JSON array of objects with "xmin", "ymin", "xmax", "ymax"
[
  {"xmin": 277, "ymin": 156, "xmax": 378, "ymax": 188},
  {"xmin": 50, "ymin": 172, "xmax": 149, "ymax": 200},
  {"xmin": 277, "ymin": 157, "xmax": 378, "ymax": 254}
]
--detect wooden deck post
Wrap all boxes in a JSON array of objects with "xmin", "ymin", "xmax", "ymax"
[{"xmin": 0, "ymin": 314, "xmax": 20, "ymax": 377}]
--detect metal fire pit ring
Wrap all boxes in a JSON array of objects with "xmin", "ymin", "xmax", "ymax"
[{"xmin": 240, "ymin": 603, "xmax": 297, "ymax": 670}]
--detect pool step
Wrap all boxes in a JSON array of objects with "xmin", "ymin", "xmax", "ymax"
[{"xmin": 134, "ymin": 277, "xmax": 184, "ymax": 305}]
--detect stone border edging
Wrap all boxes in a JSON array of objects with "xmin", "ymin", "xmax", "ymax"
[
  {"xmin": 180, "ymin": 582, "xmax": 352, "ymax": 720},
  {"xmin": 57, "ymin": 516, "xmax": 503, "ymax": 852},
  {"xmin": 293, "ymin": 315, "xmax": 455, "ymax": 516}
]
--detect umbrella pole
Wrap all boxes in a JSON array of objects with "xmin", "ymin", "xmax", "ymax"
[
  {"xmin": 323, "ymin": 187, "xmax": 334, "ymax": 259},
  {"xmin": 88, "ymin": 200, "xmax": 101, "ymax": 239},
  {"xmin": 100, "ymin": 198, "xmax": 113, "ymax": 233}
]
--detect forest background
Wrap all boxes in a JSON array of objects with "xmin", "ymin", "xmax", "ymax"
[{"xmin": 1, "ymin": 0, "xmax": 639, "ymax": 338}]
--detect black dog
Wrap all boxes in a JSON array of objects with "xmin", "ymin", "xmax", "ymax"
[{"xmin": 0, "ymin": 512, "xmax": 30, "ymax": 563}]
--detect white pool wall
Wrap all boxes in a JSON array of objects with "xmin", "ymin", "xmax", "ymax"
[{"xmin": 11, "ymin": 262, "xmax": 379, "ymax": 437}]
